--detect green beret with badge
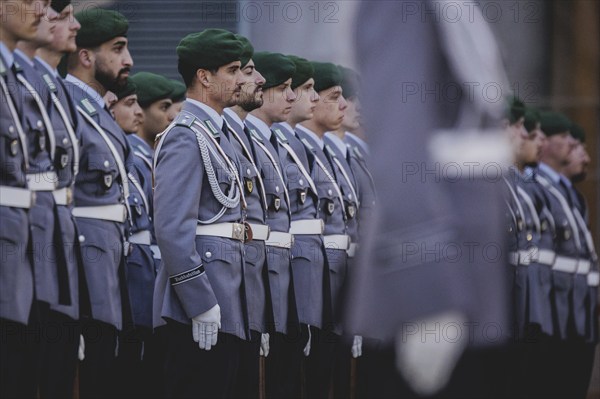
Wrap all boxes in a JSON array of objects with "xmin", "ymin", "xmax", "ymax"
[
  {"xmin": 569, "ymin": 123, "xmax": 586, "ymax": 143},
  {"xmin": 253, "ymin": 52, "xmax": 296, "ymax": 90},
  {"xmin": 287, "ymin": 55, "xmax": 314, "ymax": 90},
  {"xmin": 75, "ymin": 8, "xmax": 129, "ymax": 48},
  {"xmin": 311, "ymin": 62, "xmax": 342, "ymax": 92},
  {"xmin": 539, "ymin": 111, "xmax": 571, "ymax": 136},
  {"xmin": 524, "ymin": 107, "xmax": 541, "ymax": 133},
  {"xmin": 113, "ymin": 78, "xmax": 137, "ymax": 101},
  {"xmin": 130, "ymin": 72, "xmax": 174, "ymax": 108},
  {"xmin": 338, "ymin": 66, "xmax": 360, "ymax": 99},
  {"xmin": 177, "ymin": 29, "xmax": 244, "ymax": 71},
  {"xmin": 169, "ymin": 79, "xmax": 187, "ymax": 102},
  {"xmin": 235, "ymin": 34, "xmax": 254, "ymax": 68}
]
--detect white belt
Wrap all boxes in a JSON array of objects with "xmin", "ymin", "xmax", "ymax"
[
  {"xmin": 534, "ymin": 249, "xmax": 555, "ymax": 266},
  {"xmin": 587, "ymin": 271, "xmax": 599, "ymax": 287},
  {"xmin": 195, "ymin": 223, "xmax": 245, "ymax": 242},
  {"xmin": 52, "ymin": 187, "xmax": 72, "ymax": 206},
  {"xmin": 323, "ymin": 234, "xmax": 350, "ymax": 251},
  {"xmin": 347, "ymin": 242, "xmax": 359, "ymax": 258},
  {"xmin": 576, "ymin": 260, "xmax": 591, "ymax": 275},
  {"xmin": 248, "ymin": 223, "xmax": 270, "ymax": 241},
  {"xmin": 0, "ymin": 186, "xmax": 34, "ymax": 209},
  {"xmin": 289, "ymin": 219, "xmax": 324, "ymax": 235},
  {"xmin": 72, "ymin": 204, "xmax": 127, "ymax": 223},
  {"xmin": 265, "ymin": 231, "xmax": 294, "ymax": 248},
  {"xmin": 128, "ymin": 230, "xmax": 151, "ymax": 246},
  {"xmin": 508, "ymin": 252, "xmax": 519, "ymax": 266},
  {"xmin": 552, "ymin": 256, "xmax": 578, "ymax": 274},
  {"xmin": 150, "ymin": 245, "xmax": 161, "ymax": 260},
  {"xmin": 27, "ymin": 172, "xmax": 58, "ymax": 191},
  {"xmin": 518, "ymin": 249, "xmax": 535, "ymax": 265}
]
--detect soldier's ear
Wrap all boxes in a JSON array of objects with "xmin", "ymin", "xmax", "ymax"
[
  {"xmin": 196, "ymin": 69, "xmax": 211, "ymax": 88},
  {"xmin": 78, "ymin": 48, "xmax": 94, "ymax": 69}
]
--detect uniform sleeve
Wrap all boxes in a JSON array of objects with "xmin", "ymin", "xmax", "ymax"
[{"xmin": 154, "ymin": 127, "xmax": 218, "ymax": 319}]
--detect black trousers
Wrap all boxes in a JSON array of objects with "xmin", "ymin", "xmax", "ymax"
[
  {"xmin": 38, "ymin": 311, "xmax": 80, "ymax": 399},
  {"xmin": 300, "ymin": 324, "xmax": 340, "ymax": 399},
  {"xmin": 78, "ymin": 319, "xmax": 118, "ymax": 399},
  {"xmin": 233, "ymin": 330, "xmax": 260, "ymax": 399},
  {"xmin": 0, "ymin": 301, "xmax": 49, "ymax": 399},
  {"xmin": 163, "ymin": 321, "xmax": 242, "ymax": 399},
  {"xmin": 266, "ymin": 330, "xmax": 304, "ymax": 399}
]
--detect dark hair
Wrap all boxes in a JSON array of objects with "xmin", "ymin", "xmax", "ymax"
[{"xmin": 178, "ymin": 59, "xmax": 218, "ymax": 88}]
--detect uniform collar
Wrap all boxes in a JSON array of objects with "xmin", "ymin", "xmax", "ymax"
[
  {"xmin": 538, "ymin": 162, "xmax": 561, "ymax": 184},
  {"xmin": 223, "ymin": 108, "xmax": 244, "ymax": 131},
  {"xmin": 34, "ymin": 56, "xmax": 58, "ymax": 77},
  {"xmin": 345, "ymin": 132, "xmax": 369, "ymax": 154},
  {"xmin": 65, "ymin": 74, "xmax": 106, "ymax": 108},
  {"xmin": 277, "ymin": 122, "xmax": 294, "ymax": 134},
  {"xmin": 0, "ymin": 42, "xmax": 14, "ymax": 69},
  {"xmin": 245, "ymin": 113, "xmax": 272, "ymax": 140},
  {"xmin": 296, "ymin": 124, "xmax": 324, "ymax": 149},
  {"xmin": 185, "ymin": 98, "xmax": 223, "ymax": 130},
  {"xmin": 13, "ymin": 48, "xmax": 34, "ymax": 67},
  {"xmin": 560, "ymin": 175, "xmax": 572, "ymax": 188},
  {"xmin": 325, "ymin": 132, "xmax": 347, "ymax": 157},
  {"xmin": 129, "ymin": 134, "xmax": 153, "ymax": 155}
]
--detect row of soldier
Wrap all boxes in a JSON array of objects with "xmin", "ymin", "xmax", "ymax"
[{"xmin": 0, "ymin": 2, "xmax": 376, "ymax": 398}]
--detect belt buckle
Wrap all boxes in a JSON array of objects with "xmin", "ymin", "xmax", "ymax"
[
  {"xmin": 243, "ymin": 222, "xmax": 253, "ymax": 243},
  {"xmin": 232, "ymin": 223, "xmax": 245, "ymax": 242}
]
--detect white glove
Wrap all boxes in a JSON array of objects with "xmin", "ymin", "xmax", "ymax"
[
  {"xmin": 192, "ymin": 304, "xmax": 221, "ymax": 351},
  {"xmin": 395, "ymin": 312, "xmax": 467, "ymax": 396},
  {"xmin": 78, "ymin": 334, "xmax": 85, "ymax": 361},
  {"xmin": 259, "ymin": 333, "xmax": 270, "ymax": 357},
  {"xmin": 303, "ymin": 325, "xmax": 312, "ymax": 357},
  {"xmin": 351, "ymin": 335, "xmax": 363, "ymax": 358}
]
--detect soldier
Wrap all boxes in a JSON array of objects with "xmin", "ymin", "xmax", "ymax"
[
  {"xmin": 244, "ymin": 51, "xmax": 301, "ymax": 398},
  {"xmin": 64, "ymin": 8, "xmax": 134, "ymax": 397},
  {"xmin": 152, "ymin": 29, "xmax": 248, "ymax": 398},
  {"xmin": 0, "ymin": 1, "xmax": 51, "ymax": 397},
  {"xmin": 33, "ymin": 2, "xmax": 84, "ymax": 397},
  {"xmin": 169, "ymin": 78, "xmax": 187, "ymax": 115},
  {"xmin": 295, "ymin": 61, "xmax": 350, "ymax": 398},
  {"xmin": 222, "ymin": 35, "xmax": 271, "ymax": 399}
]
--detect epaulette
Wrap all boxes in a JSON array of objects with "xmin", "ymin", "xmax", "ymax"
[
  {"xmin": 250, "ymin": 129, "xmax": 263, "ymax": 143},
  {"xmin": 13, "ymin": 62, "xmax": 23, "ymax": 73},
  {"xmin": 203, "ymin": 119, "xmax": 220, "ymax": 138},
  {"xmin": 300, "ymin": 138, "xmax": 314, "ymax": 151},
  {"xmin": 352, "ymin": 145, "xmax": 364, "ymax": 160},
  {"xmin": 272, "ymin": 128, "xmax": 288, "ymax": 144},
  {"xmin": 174, "ymin": 112, "xmax": 195, "ymax": 127},
  {"xmin": 0, "ymin": 58, "xmax": 6, "ymax": 76},
  {"xmin": 325, "ymin": 144, "xmax": 337, "ymax": 158},
  {"xmin": 80, "ymin": 98, "xmax": 97, "ymax": 116},
  {"xmin": 42, "ymin": 74, "xmax": 58, "ymax": 93}
]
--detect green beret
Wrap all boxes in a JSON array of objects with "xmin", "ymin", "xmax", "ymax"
[
  {"xmin": 169, "ymin": 79, "xmax": 187, "ymax": 102},
  {"xmin": 540, "ymin": 111, "xmax": 571, "ymax": 136},
  {"xmin": 51, "ymin": 0, "xmax": 71, "ymax": 13},
  {"xmin": 235, "ymin": 35, "xmax": 254, "ymax": 68},
  {"xmin": 311, "ymin": 62, "xmax": 342, "ymax": 93},
  {"xmin": 130, "ymin": 72, "xmax": 174, "ymax": 107},
  {"xmin": 338, "ymin": 66, "xmax": 360, "ymax": 99},
  {"xmin": 523, "ymin": 107, "xmax": 541, "ymax": 133},
  {"xmin": 114, "ymin": 78, "xmax": 136, "ymax": 101},
  {"xmin": 569, "ymin": 123, "xmax": 586, "ymax": 143},
  {"xmin": 505, "ymin": 96, "xmax": 526, "ymax": 124},
  {"xmin": 177, "ymin": 29, "xmax": 243, "ymax": 71},
  {"xmin": 75, "ymin": 8, "xmax": 128, "ymax": 48},
  {"xmin": 253, "ymin": 52, "xmax": 296, "ymax": 90},
  {"xmin": 288, "ymin": 55, "xmax": 314, "ymax": 90}
]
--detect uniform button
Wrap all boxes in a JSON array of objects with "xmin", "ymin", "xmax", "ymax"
[
  {"xmin": 78, "ymin": 235, "xmax": 85, "ymax": 243},
  {"xmin": 103, "ymin": 160, "xmax": 109, "ymax": 168},
  {"xmin": 134, "ymin": 197, "xmax": 139, "ymax": 203},
  {"xmin": 246, "ymin": 168, "xmax": 251, "ymax": 176},
  {"xmin": 8, "ymin": 125, "xmax": 15, "ymax": 134},
  {"xmin": 299, "ymin": 179, "xmax": 304, "ymax": 185},
  {"xmin": 205, "ymin": 251, "xmax": 212, "ymax": 258},
  {"xmin": 62, "ymin": 137, "xmax": 69, "ymax": 145},
  {"xmin": 36, "ymin": 120, "xmax": 43, "ymax": 128},
  {"xmin": 328, "ymin": 189, "xmax": 333, "ymax": 196},
  {"xmin": 276, "ymin": 186, "xmax": 280, "ymax": 193},
  {"xmin": 349, "ymin": 194, "xmax": 353, "ymax": 200}
]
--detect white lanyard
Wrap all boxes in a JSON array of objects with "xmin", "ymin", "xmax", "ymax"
[
  {"xmin": 48, "ymin": 88, "xmax": 79, "ymax": 176},
  {"xmin": 330, "ymin": 151, "xmax": 360, "ymax": 209},
  {"xmin": 276, "ymin": 139, "xmax": 319, "ymax": 197},
  {"xmin": 516, "ymin": 186, "xmax": 541, "ymax": 234},
  {"xmin": 0, "ymin": 75, "xmax": 29, "ymax": 168},
  {"xmin": 251, "ymin": 135, "xmax": 291, "ymax": 212}
]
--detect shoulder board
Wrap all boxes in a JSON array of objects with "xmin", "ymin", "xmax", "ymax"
[
  {"xmin": 250, "ymin": 129, "xmax": 263, "ymax": 143},
  {"xmin": 13, "ymin": 62, "xmax": 23, "ymax": 73},
  {"xmin": 135, "ymin": 143, "xmax": 151, "ymax": 157},
  {"xmin": 0, "ymin": 58, "xmax": 6, "ymax": 76},
  {"xmin": 42, "ymin": 74, "xmax": 58, "ymax": 93},
  {"xmin": 203, "ymin": 119, "xmax": 220, "ymax": 138},
  {"xmin": 273, "ymin": 128, "xmax": 288, "ymax": 143},
  {"xmin": 300, "ymin": 138, "xmax": 314, "ymax": 151},
  {"xmin": 325, "ymin": 144, "xmax": 337, "ymax": 158},
  {"xmin": 352, "ymin": 145, "xmax": 364, "ymax": 160},
  {"xmin": 174, "ymin": 112, "xmax": 195, "ymax": 127},
  {"xmin": 80, "ymin": 98, "xmax": 97, "ymax": 116}
]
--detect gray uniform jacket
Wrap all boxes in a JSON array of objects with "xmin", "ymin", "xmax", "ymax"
[
  {"xmin": 245, "ymin": 116, "xmax": 295, "ymax": 334},
  {"xmin": 272, "ymin": 123, "xmax": 325, "ymax": 329},
  {"xmin": 296, "ymin": 125, "xmax": 348, "ymax": 334},
  {"xmin": 66, "ymin": 77, "xmax": 130, "ymax": 330},
  {"xmin": 153, "ymin": 101, "xmax": 248, "ymax": 340},
  {"xmin": 344, "ymin": 134, "xmax": 376, "ymax": 236},
  {"xmin": 0, "ymin": 50, "xmax": 35, "ymax": 325},
  {"xmin": 223, "ymin": 110, "xmax": 269, "ymax": 334}
]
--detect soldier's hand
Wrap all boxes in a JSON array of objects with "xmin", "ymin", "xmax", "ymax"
[
  {"xmin": 260, "ymin": 333, "xmax": 270, "ymax": 357},
  {"xmin": 303, "ymin": 325, "xmax": 312, "ymax": 357},
  {"xmin": 192, "ymin": 304, "xmax": 221, "ymax": 351},
  {"xmin": 78, "ymin": 334, "xmax": 85, "ymax": 361},
  {"xmin": 351, "ymin": 335, "xmax": 363, "ymax": 358}
]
